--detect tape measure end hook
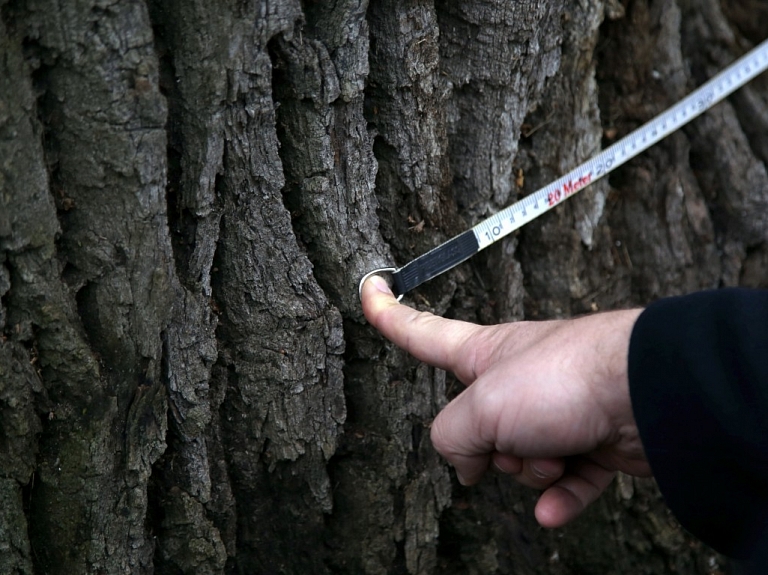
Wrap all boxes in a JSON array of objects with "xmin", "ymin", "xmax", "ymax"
[{"xmin": 358, "ymin": 267, "xmax": 403, "ymax": 302}]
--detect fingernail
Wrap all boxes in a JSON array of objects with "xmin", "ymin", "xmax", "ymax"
[
  {"xmin": 531, "ymin": 464, "xmax": 549, "ymax": 479},
  {"xmin": 368, "ymin": 275, "xmax": 393, "ymax": 296},
  {"xmin": 455, "ymin": 471, "xmax": 468, "ymax": 486}
]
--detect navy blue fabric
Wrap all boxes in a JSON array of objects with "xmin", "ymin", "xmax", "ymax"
[{"xmin": 628, "ymin": 288, "xmax": 768, "ymax": 567}]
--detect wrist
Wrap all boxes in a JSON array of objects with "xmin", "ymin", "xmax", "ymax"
[{"xmin": 587, "ymin": 308, "xmax": 649, "ymax": 474}]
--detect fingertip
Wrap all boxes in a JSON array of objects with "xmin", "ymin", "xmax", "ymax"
[
  {"xmin": 453, "ymin": 462, "xmax": 489, "ymax": 487},
  {"xmin": 492, "ymin": 452, "xmax": 523, "ymax": 475},
  {"xmin": 360, "ymin": 275, "xmax": 398, "ymax": 324},
  {"xmin": 367, "ymin": 274, "xmax": 395, "ymax": 297},
  {"xmin": 534, "ymin": 461, "xmax": 616, "ymax": 528},
  {"xmin": 455, "ymin": 470, "xmax": 470, "ymax": 486},
  {"xmin": 534, "ymin": 487, "xmax": 582, "ymax": 528},
  {"xmin": 530, "ymin": 458, "xmax": 565, "ymax": 481}
]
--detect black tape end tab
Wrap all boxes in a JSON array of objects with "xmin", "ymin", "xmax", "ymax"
[
  {"xmin": 391, "ymin": 230, "xmax": 479, "ymax": 296},
  {"xmin": 392, "ymin": 272, "xmax": 407, "ymax": 299}
]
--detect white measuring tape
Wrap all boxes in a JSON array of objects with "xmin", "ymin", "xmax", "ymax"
[{"xmin": 360, "ymin": 39, "xmax": 768, "ymax": 300}]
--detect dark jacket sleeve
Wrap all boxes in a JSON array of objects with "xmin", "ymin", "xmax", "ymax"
[{"xmin": 628, "ymin": 288, "xmax": 768, "ymax": 565}]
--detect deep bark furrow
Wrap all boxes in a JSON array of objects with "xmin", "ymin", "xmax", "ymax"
[
  {"xmin": 366, "ymin": 1, "xmax": 457, "ymax": 252},
  {"xmin": 0, "ymin": 58, "xmax": 42, "ymax": 559},
  {"xmin": 145, "ymin": 2, "xmax": 230, "ymax": 571},
  {"xmin": 200, "ymin": 4, "xmax": 346, "ymax": 573},
  {"xmin": 1, "ymin": 5, "xmax": 89, "ymax": 574},
  {"xmin": 4, "ymin": 0, "xmax": 172, "ymax": 572},
  {"xmin": 437, "ymin": 0, "xmax": 564, "ymax": 223},
  {"xmin": 148, "ymin": 1, "xmax": 349, "ymax": 573},
  {"xmin": 0, "ymin": 31, "xmax": 50, "ymax": 575},
  {"xmin": 597, "ymin": 0, "xmax": 768, "ymax": 303},
  {"xmin": 272, "ymin": 0, "xmax": 391, "ymax": 317},
  {"xmin": 516, "ymin": 0, "xmax": 613, "ymax": 319},
  {"xmin": 678, "ymin": 0, "xmax": 768, "ymax": 277},
  {"xmin": 323, "ymin": 3, "xmax": 456, "ymax": 573},
  {"xmin": 596, "ymin": 0, "xmax": 720, "ymax": 302}
]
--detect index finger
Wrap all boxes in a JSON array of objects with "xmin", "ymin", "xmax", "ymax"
[{"xmin": 361, "ymin": 275, "xmax": 482, "ymax": 383}]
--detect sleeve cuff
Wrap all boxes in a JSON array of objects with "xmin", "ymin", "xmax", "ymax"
[{"xmin": 628, "ymin": 288, "xmax": 768, "ymax": 559}]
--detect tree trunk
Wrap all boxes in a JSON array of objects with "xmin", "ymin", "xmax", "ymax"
[{"xmin": 1, "ymin": 0, "xmax": 766, "ymax": 573}]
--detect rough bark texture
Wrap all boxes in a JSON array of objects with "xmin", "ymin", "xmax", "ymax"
[{"xmin": 1, "ymin": 0, "xmax": 766, "ymax": 573}]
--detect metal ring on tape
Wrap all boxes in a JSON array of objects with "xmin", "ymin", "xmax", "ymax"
[{"xmin": 358, "ymin": 267, "xmax": 403, "ymax": 302}]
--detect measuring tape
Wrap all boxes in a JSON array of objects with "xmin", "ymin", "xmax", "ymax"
[{"xmin": 360, "ymin": 39, "xmax": 768, "ymax": 300}]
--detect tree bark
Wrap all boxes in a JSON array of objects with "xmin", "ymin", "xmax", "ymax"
[{"xmin": 1, "ymin": 0, "xmax": 766, "ymax": 573}]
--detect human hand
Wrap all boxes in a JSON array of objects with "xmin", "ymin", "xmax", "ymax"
[{"xmin": 361, "ymin": 276, "xmax": 651, "ymax": 528}]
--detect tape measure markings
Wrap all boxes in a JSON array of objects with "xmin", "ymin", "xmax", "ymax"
[{"xmin": 368, "ymin": 39, "xmax": 768, "ymax": 300}]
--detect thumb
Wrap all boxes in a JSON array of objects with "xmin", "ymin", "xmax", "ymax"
[{"xmin": 360, "ymin": 275, "xmax": 482, "ymax": 382}]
